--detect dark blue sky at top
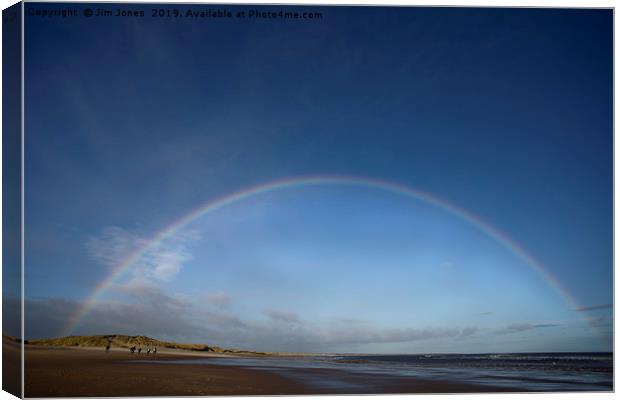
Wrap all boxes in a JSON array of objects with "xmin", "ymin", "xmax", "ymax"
[{"xmin": 22, "ymin": 4, "xmax": 612, "ymax": 348}]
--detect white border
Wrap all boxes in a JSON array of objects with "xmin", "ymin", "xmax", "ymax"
[{"xmin": 1, "ymin": 1, "xmax": 615, "ymax": 400}]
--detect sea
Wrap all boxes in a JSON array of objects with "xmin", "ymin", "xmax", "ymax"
[{"xmin": 144, "ymin": 352, "xmax": 613, "ymax": 392}]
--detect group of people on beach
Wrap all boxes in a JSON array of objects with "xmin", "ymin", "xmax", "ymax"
[
  {"xmin": 128, "ymin": 344, "xmax": 157, "ymax": 355},
  {"xmin": 104, "ymin": 342, "xmax": 158, "ymax": 355}
]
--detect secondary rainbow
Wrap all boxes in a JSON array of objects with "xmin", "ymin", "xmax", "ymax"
[{"xmin": 62, "ymin": 175, "xmax": 585, "ymax": 336}]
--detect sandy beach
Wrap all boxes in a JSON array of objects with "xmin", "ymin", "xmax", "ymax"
[{"xmin": 23, "ymin": 345, "xmax": 520, "ymax": 397}]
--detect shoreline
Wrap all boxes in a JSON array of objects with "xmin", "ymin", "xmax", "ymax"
[{"xmin": 23, "ymin": 344, "xmax": 523, "ymax": 397}]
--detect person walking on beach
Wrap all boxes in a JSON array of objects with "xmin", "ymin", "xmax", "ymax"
[
  {"xmin": 146, "ymin": 345, "xmax": 151, "ymax": 355},
  {"xmin": 153, "ymin": 347, "xmax": 157, "ymax": 355},
  {"xmin": 138, "ymin": 346, "xmax": 142, "ymax": 355}
]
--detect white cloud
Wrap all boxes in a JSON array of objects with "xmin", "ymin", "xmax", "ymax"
[
  {"xmin": 494, "ymin": 322, "xmax": 559, "ymax": 335},
  {"xmin": 149, "ymin": 250, "xmax": 188, "ymax": 281},
  {"xmin": 86, "ymin": 226, "xmax": 147, "ymax": 268},
  {"xmin": 25, "ymin": 296, "xmax": 578, "ymax": 354},
  {"xmin": 207, "ymin": 292, "xmax": 231, "ymax": 308},
  {"xmin": 86, "ymin": 226, "xmax": 200, "ymax": 282},
  {"xmin": 264, "ymin": 310, "xmax": 299, "ymax": 323},
  {"xmin": 574, "ymin": 303, "xmax": 613, "ymax": 312}
]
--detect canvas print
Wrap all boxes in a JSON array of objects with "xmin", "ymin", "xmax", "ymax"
[{"xmin": 2, "ymin": 2, "xmax": 614, "ymax": 397}]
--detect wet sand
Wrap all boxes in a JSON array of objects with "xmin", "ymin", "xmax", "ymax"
[{"xmin": 25, "ymin": 345, "xmax": 518, "ymax": 397}]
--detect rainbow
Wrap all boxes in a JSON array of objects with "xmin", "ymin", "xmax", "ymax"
[{"xmin": 62, "ymin": 175, "xmax": 585, "ymax": 336}]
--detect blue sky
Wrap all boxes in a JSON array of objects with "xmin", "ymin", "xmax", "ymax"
[{"xmin": 21, "ymin": 5, "xmax": 612, "ymax": 353}]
